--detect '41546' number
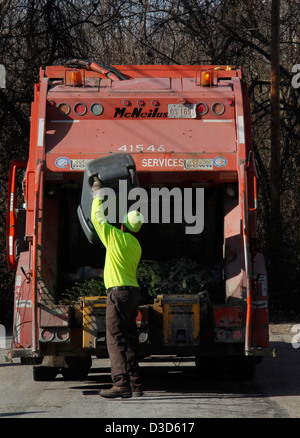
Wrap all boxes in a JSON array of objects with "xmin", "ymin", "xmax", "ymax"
[{"xmin": 118, "ymin": 144, "xmax": 165, "ymax": 152}]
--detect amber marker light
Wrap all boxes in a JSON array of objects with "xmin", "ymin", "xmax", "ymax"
[
  {"xmin": 200, "ymin": 71, "xmax": 212, "ymax": 87},
  {"xmin": 57, "ymin": 103, "xmax": 70, "ymax": 116},
  {"xmin": 212, "ymin": 102, "xmax": 225, "ymax": 115}
]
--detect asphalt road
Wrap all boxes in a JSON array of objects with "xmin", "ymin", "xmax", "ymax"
[{"xmin": 0, "ymin": 323, "xmax": 299, "ymax": 420}]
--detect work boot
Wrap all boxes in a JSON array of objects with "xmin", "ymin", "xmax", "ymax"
[
  {"xmin": 100, "ymin": 385, "xmax": 132, "ymax": 399},
  {"xmin": 131, "ymin": 386, "xmax": 144, "ymax": 397}
]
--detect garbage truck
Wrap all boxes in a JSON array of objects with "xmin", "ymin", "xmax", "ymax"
[{"xmin": 6, "ymin": 60, "xmax": 274, "ymax": 381}]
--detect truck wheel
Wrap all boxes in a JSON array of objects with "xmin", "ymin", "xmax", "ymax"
[
  {"xmin": 61, "ymin": 356, "xmax": 92, "ymax": 380},
  {"xmin": 33, "ymin": 366, "xmax": 59, "ymax": 381}
]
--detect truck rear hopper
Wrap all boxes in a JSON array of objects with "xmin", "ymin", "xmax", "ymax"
[{"xmin": 7, "ymin": 63, "xmax": 274, "ymax": 381}]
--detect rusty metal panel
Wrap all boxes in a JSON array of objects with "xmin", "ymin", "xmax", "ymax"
[
  {"xmin": 40, "ymin": 305, "xmax": 70, "ymax": 327},
  {"xmin": 214, "ymin": 306, "xmax": 243, "ymax": 328}
]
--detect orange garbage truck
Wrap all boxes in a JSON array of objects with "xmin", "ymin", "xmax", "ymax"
[{"xmin": 6, "ymin": 60, "xmax": 274, "ymax": 381}]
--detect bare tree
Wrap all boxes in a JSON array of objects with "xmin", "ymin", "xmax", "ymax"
[{"xmin": 0, "ymin": 0, "xmax": 300, "ymax": 324}]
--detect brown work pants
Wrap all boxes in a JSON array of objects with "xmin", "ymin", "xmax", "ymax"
[{"xmin": 106, "ymin": 288, "xmax": 142, "ymax": 389}]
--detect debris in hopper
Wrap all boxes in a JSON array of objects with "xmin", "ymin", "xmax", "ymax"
[
  {"xmin": 60, "ymin": 277, "xmax": 106, "ymax": 304},
  {"xmin": 137, "ymin": 258, "xmax": 220, "ymax": 304},
  {"xmin": 60, "ymin": 258, "xmax": 220, "ymax": 305}
]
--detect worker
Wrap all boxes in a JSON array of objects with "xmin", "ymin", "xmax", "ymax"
[{"xmin": 91, "ymin": 176, "xmax": 144, "ymax": 399}]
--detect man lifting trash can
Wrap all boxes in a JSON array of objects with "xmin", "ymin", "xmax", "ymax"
[{"xmin": 91, "ymin": 176, "xmax": 144, "ymax": 399}]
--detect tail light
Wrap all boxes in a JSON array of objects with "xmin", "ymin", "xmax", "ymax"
[
  {"xmin": 214, "ymin": 306, "xmax": 244, "ymax": 343},
  {"xmin": 74, "ymin": 103, "xmax": 87, "ymax": 115},
  {"xmin": 215, "ymin": 327, "xmax": 245, "ymax": 343},
  {"xmin": 136, "ymin": 307, "xmax": 149, "ymax": 344},
  {"xmin": 40, "ymin": 328, "xmax": 55, "ymax": 342},
  {"xmin": 232, "ymin": 328, "xmax": 244, "ymax": 341},
  {"xmin": 40, "ymin": 327, "xmax": 70, "ymax": 342},
  {"xmin": 196, "ymin": 102, "xmax": 208, "ymax": 116}
]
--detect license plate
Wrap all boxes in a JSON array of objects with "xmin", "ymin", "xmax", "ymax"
[{"xmin": 168, "ymin": 104, "xmax": 196, "ymax": 119}]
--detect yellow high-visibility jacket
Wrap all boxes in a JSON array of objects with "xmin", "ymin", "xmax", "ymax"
[{"xmin": 91, "ymin": 197, "xmax": 141, "ymax": 290}]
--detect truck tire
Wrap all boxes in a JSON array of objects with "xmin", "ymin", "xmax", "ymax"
[
  {"xmin": 33, "ymin": 366, "xmax": 59, "ymax": 381},
  {"xmin": 61, "ymin": 356, "xmax": 92, "ymax": 380}
]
